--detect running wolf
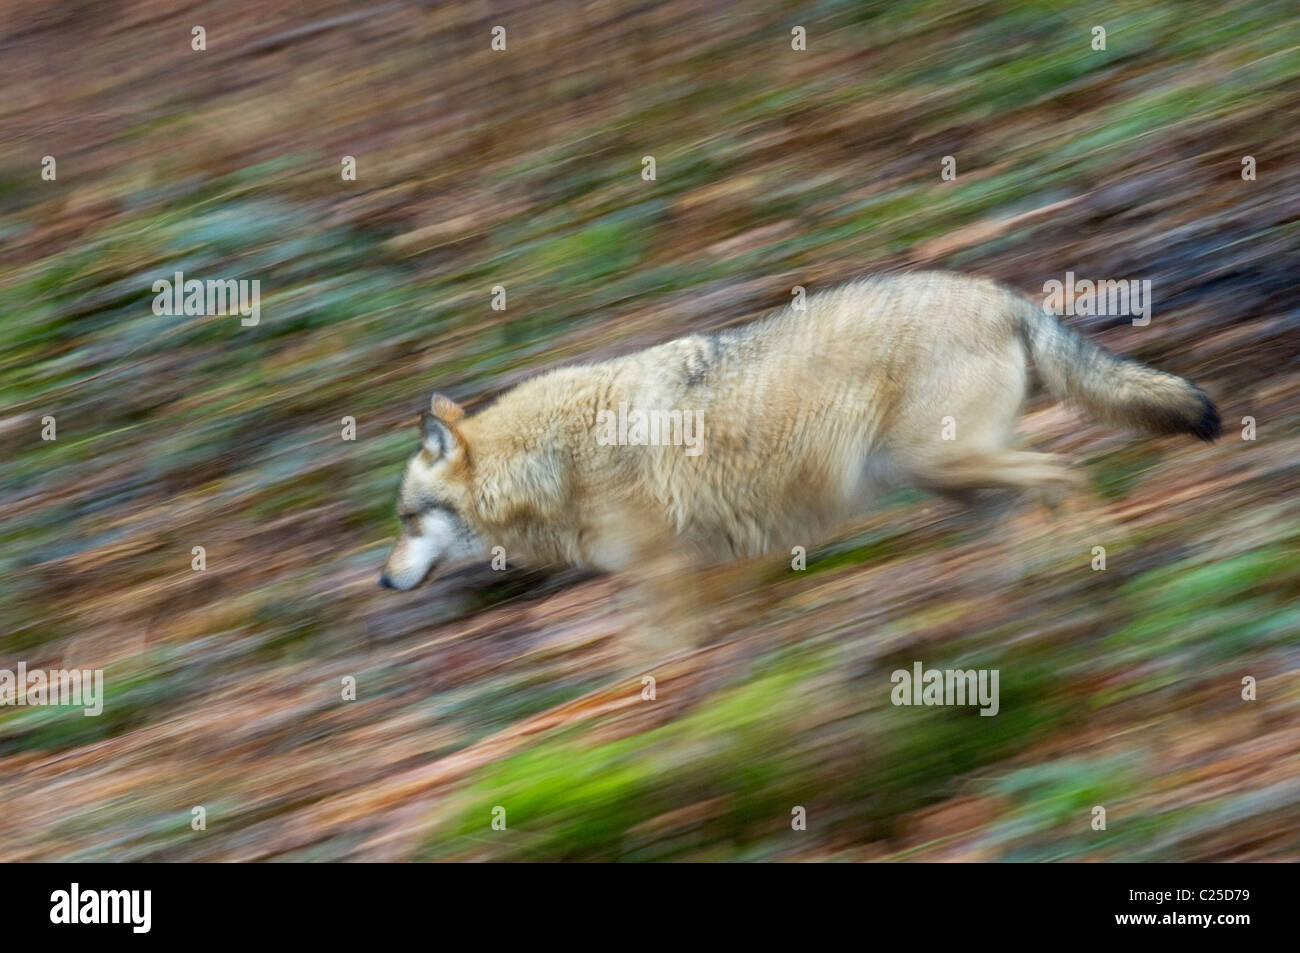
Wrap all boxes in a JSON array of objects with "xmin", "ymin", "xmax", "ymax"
[{"xmin": 379, "ymin": 271, "xmax": 1218, "ymax": 593}]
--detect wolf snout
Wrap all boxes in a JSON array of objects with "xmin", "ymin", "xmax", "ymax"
[{"xmin": 378, "ymin": 573, "xmax": 397, "ymax": 589}]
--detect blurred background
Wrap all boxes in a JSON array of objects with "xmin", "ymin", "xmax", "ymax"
[{"xmin": 1, "ymin": 0, "xmax": 1298, "ymax": 861}]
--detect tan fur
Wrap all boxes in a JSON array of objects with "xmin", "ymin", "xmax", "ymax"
[{"xmin": 380, "ymin": 270, "xmax": 1218, "ymax": 593}]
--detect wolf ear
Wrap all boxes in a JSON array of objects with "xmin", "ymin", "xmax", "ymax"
[
  {"xmin": 419, "ymin": 393, "xmax": 466, "ymax": 460},
  {"xmin": 419, "ymin": 410, "xmax": 462, "ymax": 462},
  {"xmin": 430, "ymin": 393, "xmax": 465, "ymax": 424}
]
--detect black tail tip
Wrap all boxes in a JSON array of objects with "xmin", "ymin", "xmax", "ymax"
[{"xmin": 1191, "ymin": 393, "xmax": 1221, "ymax": 442}]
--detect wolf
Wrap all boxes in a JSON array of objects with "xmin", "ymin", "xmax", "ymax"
[{"xmin": 379, "ymin": 271, "xmax": 1218, "ymax": 602}]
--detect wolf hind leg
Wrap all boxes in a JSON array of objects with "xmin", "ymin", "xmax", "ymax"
[
  {"xmin": 912, "ymin": 449, "xmax": 1083, "ymax": 502},
  {"xmin": 913, "ymin": 450, "xmax": 1086, "ymax": 585}
]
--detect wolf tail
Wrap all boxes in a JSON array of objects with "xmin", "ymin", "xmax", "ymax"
[{"xmin": 1013, "ymin": 297, "xmax": 1220, "ymax": 441}]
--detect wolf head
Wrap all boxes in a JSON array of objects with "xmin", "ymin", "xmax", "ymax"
[{"xmin": 379, "ymin": 394, "xmax": 490, "ymax": 590}]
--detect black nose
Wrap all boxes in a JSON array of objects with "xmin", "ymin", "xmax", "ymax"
[{"xmin": 378, "ymin": 574, "xmax": 396, "ymax": 589}]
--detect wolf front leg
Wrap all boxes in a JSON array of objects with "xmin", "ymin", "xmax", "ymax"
[
  {"xmin": 622, "ymin": 544, "xmax": 710, "ymax": 664},
  {"xmin": 618, "ymin": 542, "xmax": 745, "ymax": 722}
]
